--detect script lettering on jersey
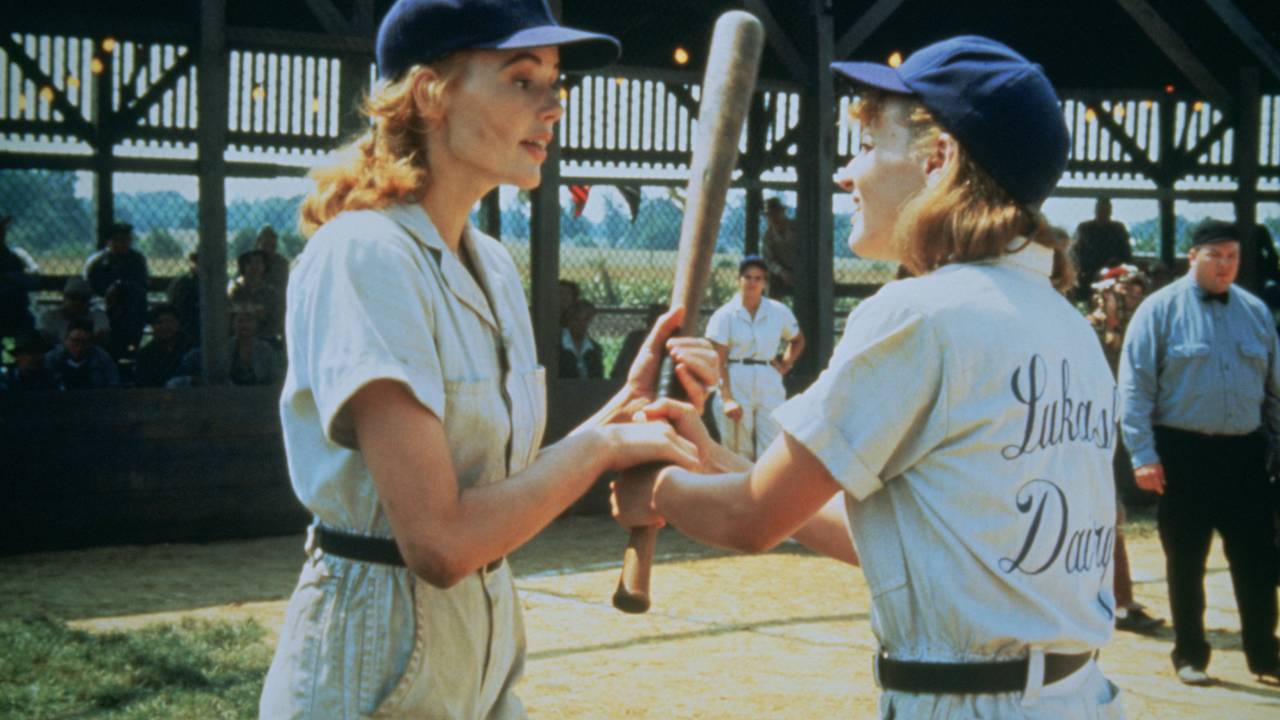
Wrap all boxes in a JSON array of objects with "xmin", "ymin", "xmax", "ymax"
[
  {"xmin": 1001, "ymin": 354, "xmax": 1117, "ymax": 461},
  {"xmin": 998, "ymin": 478, "xmax": 1114, "ymax": 577}
]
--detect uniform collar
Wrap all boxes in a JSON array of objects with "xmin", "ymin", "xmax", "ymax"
[
  {"xmin": 383, "ymin": 203, "xmax": 499, "ymax": 331},
  {"xmin": 998, "ymin": 238, "xmax": 1055, "ymax": 277},
  {"xmin": 731, "ymin": 293, "xmax": 767, "ymax": 319}
]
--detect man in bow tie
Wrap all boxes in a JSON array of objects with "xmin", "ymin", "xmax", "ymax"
[{"xmin": 1119, "ymin": 219, "xmax": 1280, "ymax": 687}]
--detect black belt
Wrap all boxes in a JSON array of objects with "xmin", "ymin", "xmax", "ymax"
[
  {"xmin": 316, "ymin": 527, "xmax": 504, "ymax": 573},
  {"xmin": 875, "ymin": 651, "xmax": 1094, "ymax": 695},
  {"xmin": 728, "ymin": 358, "xmax": 769, "ymax": 366}
]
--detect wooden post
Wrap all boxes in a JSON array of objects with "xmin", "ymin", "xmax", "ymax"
[
  {"xmin": 481, "ymin": 189, "xmax": 502, "ymax": 238},
  {"xmin": 743, "ymin": 93, "xmax": 767, "ymax": 256},
  {"xmin": 792, "ymin": 0, "xmax": 835, "ymax": 376},
  {"xmin": 197, "ymin": 0, "xmax": 230, "ymax": 384},
  {"xmin": 91, "ymin": 41, "xmax": 114, "ymax": 249},
  {"xmin": 532, "ymin": 0, "xmax": 563, "ymax": 376},
  {"xmin": 338, "ymin": 0, "xmax": 374, "ymax": 142},
  {"xmin": 1157, "ymin": 97, "xmax": 1177, "ymax": 267},
  {"xmin": 1234, "ymin": 66, "xmax": 1261, "ymax": 293}
]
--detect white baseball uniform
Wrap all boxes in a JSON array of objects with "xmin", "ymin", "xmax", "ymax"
[
  {"xmin": 774, "ymin": 242, "xmax": 1124, "ymax": 718},
  {"xmin": 260, "ymin": 203, "xmax": 545, "ymax": 719},
  {"xmin": 706, "ymin": 293, "xmax": 799, "ymax": 460}
]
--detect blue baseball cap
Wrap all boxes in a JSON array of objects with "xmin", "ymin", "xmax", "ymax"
[
  {"xmin": 376, "ymin": 0, "xmax": 621, "ymax": 80},
  {"xmin": 831, "ymin": 35, "xmax": 1069, "ymax": 208}
]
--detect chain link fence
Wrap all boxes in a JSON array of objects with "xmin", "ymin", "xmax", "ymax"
[{"xmin": 1, "ymin": 169, "xmax": 899, "ymax": 372}]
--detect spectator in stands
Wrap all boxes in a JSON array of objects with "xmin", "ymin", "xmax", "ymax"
[
  {"xmin": 133, "ymin": 303, "xmax": 193, "ymax": 388},
  {"xmin": 255, "ymin": 225, "xmax": 291, "ymax": 301},
  {"xmin": 0, "ymin": 215, "xmax": 39, "ymax": 345},
  {"xmin": 168, "ymin": 305, "xmax": 284, "ymax": 387},
  {"xmin": 559, "ymin": 299, "xmax": 603, "ymax": 378},
  {"xmin": 762, "ymin": 197, "xmax": 796, "ymax": 298},
  {"xmin": 1072, "ymin": 197, "xmax": 1132, "ymax": 302},
  {"xmin": 45, "ymin": 318, "xmax": 119, "ymax": 390},
  {"xmin": 38, "ymin": 277, "xmax": 110, "ymax": 348},
  {"xmin": 1250, "ymin": 223, "xmax": 1280, "ymax": 309},
  {"xmin": 0, "ymin": 332, "xmax": 58, "ymax": 392},
  {"xmin": 228, "ymin": 304, "xmax": 283, "ymax": 385},
  {"xmin": 228, "ymin": 249, "xmax": 282, "ymax": 340},
  {"xmin": 611, "ymin": 303, "xmax": 665, "ymax": 381},
  {"xmin": 103, "ymin": 279, "xmax": 146, "ymax": 360},
  {"xmin": 167, "ymin": 250, "xmax": 201, "ymax": 339},
  {"xmin": 558, "ymin": 279, "xmax": 580, "ymax": 327}
]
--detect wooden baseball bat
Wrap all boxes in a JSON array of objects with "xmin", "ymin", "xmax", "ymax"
[{"xmin": 612, "ymin": 10, "xmax": 764, "ymax": 614}]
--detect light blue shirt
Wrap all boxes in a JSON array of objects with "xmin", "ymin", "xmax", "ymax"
[{"xmin": 1118, "ymin": 273, "xmax": 1280, "ymax": 467}]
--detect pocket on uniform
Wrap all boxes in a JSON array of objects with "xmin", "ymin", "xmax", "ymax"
[
  {"xmin": 1168, "ymin": 342, "xmax": 1210, "ymax": 359},
  {"xmin": 367, "ymin": 578, "xmax": 427, "ymax": 718},
  {"xmin": 1239, "ymin": 341, "xmax": 1268, "ymax": 369}
]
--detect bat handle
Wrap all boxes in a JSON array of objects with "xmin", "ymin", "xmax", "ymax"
[{"xmin": 613, "ymin": 524, "xmax": 658, "ymax": 613}]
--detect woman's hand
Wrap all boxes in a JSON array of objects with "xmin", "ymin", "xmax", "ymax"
[
  {"xmin": 770, "ymin": 358, "xmax": 792, "ymax": 376},
  {"xmin": 599, "ymin": 419, "xmax": 701, "ymax": 474},
  {"xmin": 722, "ymin": 398, "xmax": 744, "ymax": 422},
  {"xmin": 624, "ymin": 306, "xmax": 720, "ymax": 413}
]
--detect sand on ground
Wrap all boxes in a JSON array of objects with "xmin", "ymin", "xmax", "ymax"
[{"xmin": 2, "ymin": 515, "xmax": 1278, "ymax": 718}]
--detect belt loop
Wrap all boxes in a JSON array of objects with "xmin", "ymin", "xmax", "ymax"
[{"xmin": 1021, "ymin": 647, "xmax": 1045, "ymax": 706}]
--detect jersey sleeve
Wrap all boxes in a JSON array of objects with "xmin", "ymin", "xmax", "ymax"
[
  {"xmin": 291, "ymin": 230, "xmax": 447, "ymax": 450},
  {"xmin": 705, "ymin": 305, "xmax": 731, "ymax": 345},
  {"xmin": 773, "ymin": 296, "xmax": 946, "ymax": 501},
  {"xmin": 779, "ymin": 303, "xmax": 799, "ymax": 341}
]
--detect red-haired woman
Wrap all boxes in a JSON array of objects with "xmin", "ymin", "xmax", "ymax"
[{"xmin": 260, "ymin": 1, "xmax": 717, "ymax": 717}]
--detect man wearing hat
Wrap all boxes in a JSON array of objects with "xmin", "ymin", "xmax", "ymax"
[
  {"xmin": 0, "ymin": 215, "xmax": 40, "ymax": 344},
  {"xmin": 37, "ymin": 277, "xmax": 110, "ymax": 348},
  {"xmin": 84, "ymin": 222, "xmax": 149, "ymax": 358},
  {"xmin": 761, "ymin": 197, "xmax": 796, "ymax": 297},
  {"xmin": 1119, "ymin": 219, "xmax": 1280, "ymax": 685}
]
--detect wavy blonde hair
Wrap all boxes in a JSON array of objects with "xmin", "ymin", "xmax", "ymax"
[
  {"xmin": 852, "ymin": 90, "xmax": 1074, "ymax": 294},
  {"xmin": 299, "ymin": 55, "xmax": 470, "ymax": 236}
]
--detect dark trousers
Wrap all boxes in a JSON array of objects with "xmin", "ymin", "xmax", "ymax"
[{"xmin": 1154, "ymin": 426, "xmax": 1280, "ymax": 673}]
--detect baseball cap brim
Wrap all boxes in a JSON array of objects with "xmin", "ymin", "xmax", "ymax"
[
  {"xmin": 830, "ymin": 61, "xmax": 911, "ymax": 94},
  {"xmin": 489, "ymin": 25, "xmax": 621, "ymax": 72}
]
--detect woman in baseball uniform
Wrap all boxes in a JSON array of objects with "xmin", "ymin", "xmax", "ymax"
[
  {"xmin": 259, "ymin": 1, "xmax": 718, "ymax": 717},
  {"xmin": 614, "ymin": 36, "xmax": 1124, "ymax": 718},
  {"xmin": 707, "ymin": 255, "xmax": 805, "ymax": 460}
]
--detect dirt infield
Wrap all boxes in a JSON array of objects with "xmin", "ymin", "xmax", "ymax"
[{"xmin": 2, "ymin": 515, "xmax": 1278, "ymax": 718}]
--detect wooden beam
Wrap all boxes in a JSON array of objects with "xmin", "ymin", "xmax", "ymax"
[
  {"xmin": 111, "ymin": 52, "xmax": 196, "ymax": 135},
  {"xmin": 792, "ymin": 0, "xmax": 835, "ymax": 376},
  {"xmin": 1081, "ymin": 98, "xmax": 1161, "ymax": 178},
  {"xmin": 304, "ymin": 0, "xmax": 352, "ymax": 35},
  {"xmin": 759, "ymin": 122, "xmax": 803, "ymax": 170},
  {"xmin": 0, "ymin": 35, "xmax": 95, "ymax": 144},
  {"xmin": 1203, "ymin": 0, "xmax": 1280, "ymax": 84},
  {"xmin": 533, "ymin": 0, "xmax": 563, "ymax": 377},
  {"xmin": 225, "ymin": 26, "xmax": 372, "ymax": 54},
  {"xmin": 741, "ymin": 0, "xmax": 808, "ymax": 83},
  {"xmin": 834, "ymin": 0, "xmax": 908, "ymax": 59},
  {"xmin": 1114, "ymin": 0, "xmax": 1233, "ymax": 106},
  {"xmin": 1234, "ymin": 67, "xmax": 1261, "ymax": 292},
  {"xmin": 198, "ymin": 0, "xmax": 231, "ymax": 385},
  {"xmin": 1176, "ymin": 114, "xmax": 1233, "ymax": 173}
]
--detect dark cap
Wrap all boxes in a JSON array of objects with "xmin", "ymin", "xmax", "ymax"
[
  {"xmin": 739, "ymin": 255, "xmax": 768, "ymax": 275},
  {"xmin": 831, "ymin": 35, "xmax": 1069, "ymax": 208},
  {"xmin": 376, "ymin": 0, "xmax": 621, "ymax": 79},
  {"xmin": 100, "ymin": 222, "xmax": 133, "ymax": 241},
  {"xmin": 1190, "ymin": 219, "xmax": 1239, "ymax": 248}
]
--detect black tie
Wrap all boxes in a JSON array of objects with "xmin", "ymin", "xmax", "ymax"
[{"xmin": 1202, "ymin": 291, "xmax": 1229, "ymax": 305}]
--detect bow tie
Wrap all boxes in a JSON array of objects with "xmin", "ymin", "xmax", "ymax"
[{"xmin": 1201, "ymin": 291, "xmax": 1229, "ymax": 305}]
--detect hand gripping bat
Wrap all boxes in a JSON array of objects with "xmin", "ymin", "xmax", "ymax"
[{"xmin": 612, "ymin": 10, "xmax": 765, "ymax": 614}]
